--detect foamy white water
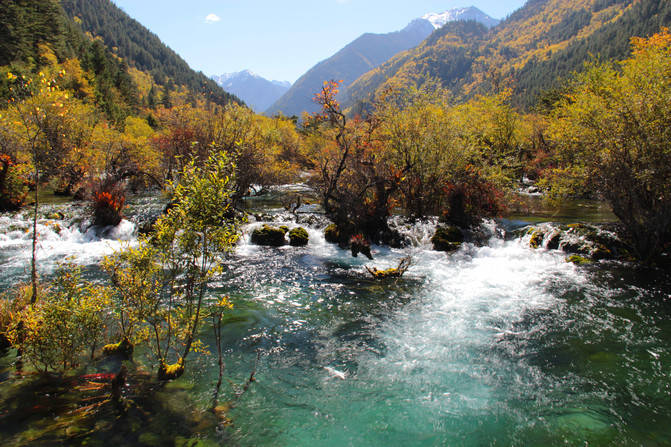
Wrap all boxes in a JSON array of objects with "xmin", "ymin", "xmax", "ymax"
[{"xmin": 0, "ymin": 209, "xmax": 136, "ymax": 277}]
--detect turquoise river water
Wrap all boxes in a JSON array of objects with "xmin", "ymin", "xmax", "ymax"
[{"xmin": 0, "ymin": 187, "xmax": 670, "ymax": 446}]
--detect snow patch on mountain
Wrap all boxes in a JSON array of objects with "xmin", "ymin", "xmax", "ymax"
[{"xmin": 422, "ymin": 6, "xmax": 499, "ymax": 30}]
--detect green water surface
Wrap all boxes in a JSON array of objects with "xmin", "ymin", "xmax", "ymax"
[{"xmin": 0, "ymin": 194, "xmax": 670, "ymax": 446}]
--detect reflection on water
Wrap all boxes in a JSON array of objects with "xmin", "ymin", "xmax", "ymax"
[
  {"xmin": 0, "ymin": 190, "xmax": 670, "ymax": 446},
  {"xmin": 506, "ymin": 193, "xmax": 616, "ymax": 224}
]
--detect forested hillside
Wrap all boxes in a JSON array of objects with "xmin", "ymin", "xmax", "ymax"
[
  {"xmin": 266, "ymin": 18, "xmax": 435, "ymax": 117},
  {"xmin": 345, "ymin": 0, "xmax": 671, "ymax": 109},
  {"xmin": 516, "ymin": 0, "xmax": 671, "ymax": 107},
  {"xmin": 0, "ymin": 0, "xmax": 73, "ymax": 67},
  {"xmin": 60, "ymin": 0, "xmax": 240, "ymax": 107},
  {"xmin": 0, "ymin": 0, "xmax": 139, "ymax": 123},
  {"xmin": 0, "ymin": 0, "xmax": 301, "ymax": 211}
]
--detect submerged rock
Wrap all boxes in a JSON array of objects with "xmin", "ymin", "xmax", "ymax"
[
  {"xmin": 546, "ymin": 231, "xmax": 561, "ymax": 250},
  {"xmin": 296, "ymin": 214, "xmax": 328, "ymax": 228},
  {"xmin": 251, "ymin": 225, "xmax": 287, "ymax": 246},
  {"xmin": 289, "ymin": 227, "xmax": 309, "ymax": 246},
  {"xmin": 138, "ymin": 432, "xmax": 163, "ymax": 446},
  {"xmin": 431, "ymin": 226, "xmax": 464, "ymax": 252},
  {"xmin": 592, "ymin": 244, "xmax": 613, "ymax": 261},
  {"xmin": 45, "ymin": 211, "xmax": 65, "ymax": 220},
  {"xmin": 45, "ymin": 221, "xmax": 62, "ymax": 234},
  {"xmin": 522, "ymin": 222, "xmax": 629, "ymax": 263}
]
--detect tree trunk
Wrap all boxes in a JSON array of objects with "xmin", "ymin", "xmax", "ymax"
[
  {"xmin": 31, "ymin": 168, "xmax": 39, "ymax": 303},
  {"xmin": 211, "ymin": 313, "xmax": 224, "ymax": 408}
]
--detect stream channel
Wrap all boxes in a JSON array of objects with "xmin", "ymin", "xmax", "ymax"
[{"xmin": 0, "ymin": 186, "xmax": 670, "ymax": 446}]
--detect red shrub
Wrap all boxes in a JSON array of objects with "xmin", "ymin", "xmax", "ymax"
[{"xmin": 91, "ymin": 183, "xmax": 126, "ymax": 227}]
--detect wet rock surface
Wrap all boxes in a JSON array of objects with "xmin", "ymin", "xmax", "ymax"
[{"xmin": 251, "ymin": 224, "xmax": 288, "ymax": 246}]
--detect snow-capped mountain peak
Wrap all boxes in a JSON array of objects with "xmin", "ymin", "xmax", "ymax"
[
  {"xmin": 422, "ymin": 6, "xmax": 499, "ymax": 30},
  {"xmin": 213, "ymin": 70, "xmax": 290, "ymax": 88},
  {"xmin": 215, "ymin": 70, "xmax": 259, "ymax": 84},
  {"xmin": 211, "ymin": 70, "xmax": 292, "ymax": 113}
]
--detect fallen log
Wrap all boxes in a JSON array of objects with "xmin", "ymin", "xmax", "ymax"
[{"xmin": 365, "ymin": 256, "xmax": 412, "ymax": 279}]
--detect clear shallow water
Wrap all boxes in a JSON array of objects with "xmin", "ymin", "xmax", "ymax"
[{"xmin": 1, "ymin": 194, "xmax": 670, "ymax": 446}]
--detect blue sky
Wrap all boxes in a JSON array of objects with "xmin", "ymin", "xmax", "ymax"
[{"xmin": 111, "ymin": 0, "xmax": 526, "ymax": 83}]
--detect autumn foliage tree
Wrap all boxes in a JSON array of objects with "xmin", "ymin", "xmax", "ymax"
[
  {"xmin": 6, "ymin": 265, "xmax": 111, "ymax": 373},
  {"xmin": 103, "ymin": 151, "xmax": 240, "ymax": 380},
  {"xmin": 309, "ymin": 81, "xmax": 508, "ymax": 243},
  {"xmin": 2, "ymin": 69, "xmax": 95, "ymax": 301},
  {"xmin": 0, "ymin": 153, "xmax": 29, "ymax": 211},
  {"xmin": 307, "ymin": 80, "xmax": 401, "ymax": 244},
  {"xmin": 154, "ymin": 103, "xmax": 303, "ymax": 203},
  {"xmin": 546, "ymin": 29, "xmax": 671, "ymax": 262}
]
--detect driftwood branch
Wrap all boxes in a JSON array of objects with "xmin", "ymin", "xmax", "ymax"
[{"xmin": 365, "ymin": 256, "xmax": 412, "ymax": 279}]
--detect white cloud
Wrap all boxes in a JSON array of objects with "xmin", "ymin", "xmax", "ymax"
[{"xmin": 205, "ymin": 13, "xmax": 221, "ymax": 24}]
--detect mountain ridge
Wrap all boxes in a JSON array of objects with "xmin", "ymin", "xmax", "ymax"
[
  {"xmin": 266, "ymin": 6, "xmax": 499, "ymax": 117},
  {"xmin": 344, "ymin": 0, "xmax": 671, "ymax": 110},
  {"xmin": 212, "ymin": 70, "xmax": 291, "ymax": 113},
  {"xmin": 60, "ymin": 0, "xmax": 240, "ymax": 107}
]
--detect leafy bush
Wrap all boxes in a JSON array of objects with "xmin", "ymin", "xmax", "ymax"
[
  {"xmin": 0, "ymin": 285, "xmax": 32, "ymax": 350},
  {"xmin": 6, "ymin": 265, "xmax": 111, "ymax": 373},
  {"xmin": 0, "ymin": 154, "xmax": 29, "ymax": 211}
]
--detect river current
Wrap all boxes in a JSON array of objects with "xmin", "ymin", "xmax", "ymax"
[{"xmin": 1, "ymin": 188, "xmax": 670, "ymax": 446}]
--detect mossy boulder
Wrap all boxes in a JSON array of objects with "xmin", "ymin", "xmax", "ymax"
[
  {"xmin": 102, "ymin": 337, "xmax": 134, "ymax": 359},
  {"xmin": 566, "ymin": 255, "xmax": 592, "ymax": 265},
  {"xmin": 529, "ymin": 231, "xmax": 544, "ymax": 249},
  {"xmin": 520, "ymin": 223, "xmax": 630, "ymax": 261},
  {"xmin": 431, "ymin": 226, "xmax": 464, "ymax": 252},
  {"xmin": 289, "ymin": 227, "xmax": 309, "ymax": 246},
  {"xmin": 251, "ymin": 225, "xmax": 287, "ymax": 246},
  {"xmin": 158, "ymin": 358, "xmax": 185, "ymax": 381},
  {"xmin": 561, "ymin": 240, "xmax": 591, "ymax": 255},
  {"xmin": 324, "ymin": 224, "xmax": 340, "ymax": 244}
]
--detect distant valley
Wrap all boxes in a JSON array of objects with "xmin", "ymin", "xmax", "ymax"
[{"xmin": 212, "ymin": 70, "xmax": 291, "ymax": 113}]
